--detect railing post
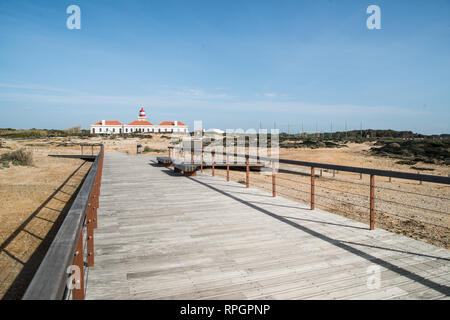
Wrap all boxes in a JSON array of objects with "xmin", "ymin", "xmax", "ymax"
[
  {"xmin": 370, "ymin": 174, "xmax": 375, "ymax": 230},
  {"xmin": 201, "ymin": 150, "xmax": 203, "ymax": 172},
  {"xmin": 272, "ymin": 161, "xmax": 276, "ymax": 197},
  {"xmin": 168, "ymin": 147, "xmax": 171, "ymax": 160},
  {"xmin": 191, "ymin": 150, "xmax": 194, "ymax": 165},
  {"xmin": 92, "ymin": 193, "xmax": 98, "ymax": 229},
  {"xmin": 226, "ymin": 155, "xmax": 230, "ymax": 182},
  {"xmin": 212, "ymin": 152, "xmax": 215, "ymax": 176},
  {"xmin": 87, "ymin": 201, "xmax": 94, "ymax": 267},
  {"xmin": 72, "ymin": 229, "xmax": 85, "ymax": 300},
  {"xmin": 311, "ymin": 167, "xmax": 315, "ymax": 210},
  {"xmin": 246, "ymin": 156, "xmax": 250, "ymax": 188}
]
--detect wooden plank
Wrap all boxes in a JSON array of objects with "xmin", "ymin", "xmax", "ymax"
[{"xmin": 85, "ymin": 152, "xmax": 450, "ymax": 300}]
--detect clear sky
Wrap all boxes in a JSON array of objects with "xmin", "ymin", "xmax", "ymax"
[{"xmin": 0, "ymin": 0, "xmax": 449, "ymax": 134}]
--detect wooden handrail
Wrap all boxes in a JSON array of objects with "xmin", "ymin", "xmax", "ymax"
[
  {"xmin": 23, "ymin": 145, "xmax": 104, "ymax": 300},
  {"xmin": 169, "ymin": 146, "xmax": 450, "ymax": 185},
  {"xmin": 170, "ymin": 145, "xmax": 449, "ymax": 231}
]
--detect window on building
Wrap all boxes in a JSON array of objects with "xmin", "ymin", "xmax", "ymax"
[{"xmin": 99, "ymin": 128, "xmax": 102, "ymax": 132}]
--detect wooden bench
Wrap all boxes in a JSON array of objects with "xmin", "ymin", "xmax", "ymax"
[
  {"xmin": 156, "ymin": 156, "xmax": 172, "ymax": 167},
  {"xmin": 173, "ymin": 163, "xmax": 199, "ymax": 177}
]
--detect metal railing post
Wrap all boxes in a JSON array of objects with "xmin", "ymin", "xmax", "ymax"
[
  {"xmin": 201, "ymin": 150, "xmax": 203, "ymax": 172},
  {"xmin": 370, "ymin": 174, "xmax": 375, "ymax": 230},
  {"xmin": 272, "ymin": 161, "xmax": 276, "ymax": 197},
  {"xmin": 246, "ymin": 156, "xmax": 250, "ymax": 188},
  {"xmin": 226, "ymin": 155, "xmax": 230, "ymax": 182},
  {"xmin": 212, "ymin": 152, "xmax": 215, "ymax": 176},
  {"xmin": 311, "ymin": 167, "xmax": 315, "ymax": 210}
]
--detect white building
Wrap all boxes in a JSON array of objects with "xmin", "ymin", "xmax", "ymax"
[
  {"xmin": 90, "ymin": 120, "xmax": 123, "ymax": 134},
  {"xmin": 90, "ymin": 107, "xmax": 189, "ymax": 134}
]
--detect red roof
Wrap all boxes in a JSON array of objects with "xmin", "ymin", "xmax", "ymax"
[
  {"xmin": 159, "ymin": 121, "xmax": 185, "ymax": 126},
  {"xmin": 126, "ymin": 120, "xmax": 154, "ymax": 126},
  {"xmin": 93, "ymin": 120, "xmax": 122, "ymax": 126}
]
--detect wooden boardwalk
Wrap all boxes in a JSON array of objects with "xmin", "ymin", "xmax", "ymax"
[{"xmin": 86, "ymin": 152, "xmax": 450, "ymax": 300}]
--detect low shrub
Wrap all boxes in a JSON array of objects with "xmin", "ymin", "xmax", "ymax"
[
  {"xmin": 142, "ymin": 146, "xmax": 165, "ymax": 153},
  {"xmin": 0, "ymin": 148, "xmax": 33, "ymax": 166}
]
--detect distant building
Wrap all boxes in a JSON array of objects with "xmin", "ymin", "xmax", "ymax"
[
  {"xmin": 90, "ymin": 120, "xmax": 123, "ymax": 134},
  {"xmin": 90, "ymin": 107, "xmax": 188, "ymax": 134}
]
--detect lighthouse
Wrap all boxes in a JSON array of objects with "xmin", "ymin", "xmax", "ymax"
[
  {"xmin": 91, "ymin": 106, "xmax": 189, "ymax": 134},
  {"xmin": 138, "ymin": 107, "xmax": 147, "ymax": 121}
]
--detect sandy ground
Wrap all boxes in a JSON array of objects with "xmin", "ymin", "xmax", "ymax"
[
  {"xmin": 0, "ymin": 136, "xmax": 448, "ymax": 299},
  {"xmin": 0, "ymin": 140, "xmax": 92, "ymax": 299}
]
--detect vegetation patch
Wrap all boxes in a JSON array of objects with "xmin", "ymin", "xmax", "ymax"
[
  {"xmin": 371, "ymin": 139, "xmax": 450, "ymax": 165},
  {"xmin": 410, "ymin": 166, "xmax": 435, "ymax": 171},
  {"xmin": 280, "ymin": 139, "xmax": 347, "ymax": 149},
  {"xmin": 0, "ymin": 148, "xmax": 33, "ymax": 166},
  {"xmin": 395, "ymin": 160, "xmax": 417, "ymax": 165},
  {"xmin": 143, "ymin": 146, "xmax": 166, "ymax": 153}
]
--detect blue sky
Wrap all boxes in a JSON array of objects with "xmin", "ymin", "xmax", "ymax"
[{"xmin": 0, "ymin": 0, "xmax": 449, "ymax": 134}]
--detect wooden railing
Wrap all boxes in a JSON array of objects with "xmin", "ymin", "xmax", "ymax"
[
  {"xmin": 23, "ymin": 145, "xmax": 104, "ymax": 300},
  {"xmin": 169, "ymin": 146, "xmax": 450, "ymax": 232}
]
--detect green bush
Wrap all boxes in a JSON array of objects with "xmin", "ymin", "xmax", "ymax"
[{"xmin": 0, "ymin": 148, "xmax": 33, "ymax": 166}]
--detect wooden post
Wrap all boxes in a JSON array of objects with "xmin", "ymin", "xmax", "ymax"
[
  {"xmin": 91, "ymin": 145, "xmax": 93, "ymax": 156},
  {"xmin": 93, "ymin": 198, "xmax": 98, "ymax": 229},
  {"xmin": 87, "ymin": 202, "xmax": 94, "ymax": 267},
  {"xmin": 168, "ymin": 148, "xmax": 171, "ymax": 160},
  {"xmin": 72, "ymin": 230, "xmax": 85, "ymax": 300},
  {"xmin": 370, "ymin": 174, "xmax": 375, "ymax": 230},
  {"xmin": 212, "ymin": 152, "xmax": 215, "ymax": 176},
  {"xmin": 191, "ymin": 151, "xmax": 194, "ymax": 164},
  {"xmin": 81, "ymin": 145, "xmax": 83, "ymax": 155},
  {"xmin": 246, "ymin": 156, "xmax": 249, "ymax": 188},
  {"xmin": 311, "ymin": 167, "xmax": 315, "ymax": 210},
  {"xmin": 272, "ymin": 161, "xmax": 276, "ymax": 197},
  {"xmin": 226, "ymin": 155, "xmax": 230, "ymax": 182},
  {"xmin": 201, "ymin": 151, "xmax": 203, "ymax": 172}
]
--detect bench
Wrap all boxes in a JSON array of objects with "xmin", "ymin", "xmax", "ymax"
[
  {"xmin": 173, "ymin": 163, "xmax": 199, "ymax": 177},
  {"xmin": 156, "ymin": 156, "xmax": 172, "ymax": 167}
]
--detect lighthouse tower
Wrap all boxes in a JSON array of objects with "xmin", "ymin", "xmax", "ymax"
[{"xmin": 138, "ymin": 107, "xmax": 147, "ymax": 121}]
